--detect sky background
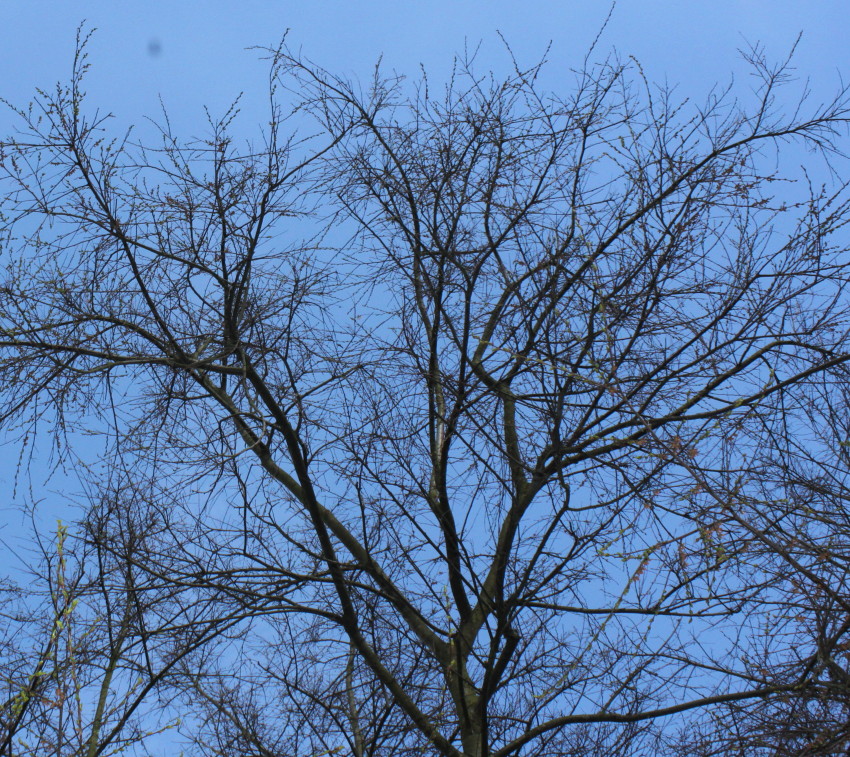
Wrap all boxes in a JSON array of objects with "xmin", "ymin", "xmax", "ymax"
[
  {"xmin": 1, "ymin": 1, "xmax": 847, "ymax": 138},
  {"xmin": 0, "ymin": 1, "xmax": 847, "ymax": 544},
  {"xmin": 0, "ymin": 4, "xmax": 847, "ymax": 752}
]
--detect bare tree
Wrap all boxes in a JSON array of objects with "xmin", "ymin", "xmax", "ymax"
[
  {"xmin": 0, "ymin": 494, "xmax": 244, "ymax": 757},
  {"xmin": 2, "ymin": 30, "xmax": 850, "ymax": 756}
]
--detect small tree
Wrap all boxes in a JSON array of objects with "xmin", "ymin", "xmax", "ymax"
[{"xmin": 2, "ymin": 31, "xmax": 850, "ymax": 756}]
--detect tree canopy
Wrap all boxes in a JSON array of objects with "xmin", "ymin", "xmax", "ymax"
[{"xmin": 2, "ymin": 32, "xmax": 850, "ymax": 756}]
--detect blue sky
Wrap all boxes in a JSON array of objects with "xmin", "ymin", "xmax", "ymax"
[
  {"xmin": 0, "ymin": 1, "xmax": 847, "ymax": 530},
  {"xmin": 0, "ymin": 2, "xmax": 846, "ymax": 516},
  {"xmin": 1, "ymin": 1, "xmax": 847, "ymax": 139},
  {"xmin": 0, "ymin": 3, "xmax": 848, "ymax": 752}
]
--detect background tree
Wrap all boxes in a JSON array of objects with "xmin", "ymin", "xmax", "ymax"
[{"xmin": 1, "ymin": 31, "xmax": 850, "ymax": 756}]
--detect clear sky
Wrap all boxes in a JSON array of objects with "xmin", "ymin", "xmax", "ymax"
[
  {"xmin": 1, "ymin": 1, "xmax": 847, "ymax": 139},
  {"xmin": 0, "ymin": 1, "xmax": 847, "ymax": 521},
  {"xmin": 0, "ymin": 4, "xmax": 847, "ymax": 751}
]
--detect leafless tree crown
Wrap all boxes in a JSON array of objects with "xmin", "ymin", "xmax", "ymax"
[{"xmin": 2, "ymin": 31, "xmax": 850, "ymax": 756}]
